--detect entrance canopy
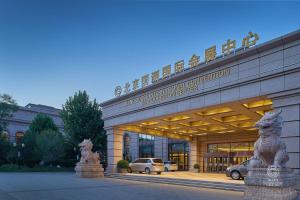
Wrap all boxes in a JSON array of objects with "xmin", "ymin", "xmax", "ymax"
[{"xmin": 116, "ymin": 96, "xmax": 272, "ymax": 141}]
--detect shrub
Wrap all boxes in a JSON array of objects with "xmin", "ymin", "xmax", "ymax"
[
  {"xmin": 193, "ymin": 163, "xmax": 200, "ymax": 169},
  {"xmin": 117, "ymin": 160, "xmax": 129, "ymax": 169},
  {"xmin": 35, "ymin": 130, "xmax": 65, "ymax": 166}
]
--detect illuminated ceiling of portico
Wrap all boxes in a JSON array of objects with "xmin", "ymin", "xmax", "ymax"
[{"xmin": 117, "ymin": 96, "xmax": 273, "ymax": 141}]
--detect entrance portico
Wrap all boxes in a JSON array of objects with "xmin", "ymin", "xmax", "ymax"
[{"xmin": 101, "ymin": 30, "xmax": 300, "ymax": 174}]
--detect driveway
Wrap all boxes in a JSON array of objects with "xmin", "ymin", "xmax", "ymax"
[{"xmin": 0, "ymin": 172, "xmax": 243, "ymax": 200}]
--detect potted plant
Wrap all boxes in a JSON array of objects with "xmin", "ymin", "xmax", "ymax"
[
  {"xmin": 117, "ymin": 160, "xmax": 129, "ymax": 173},
  {"xmin": 193, "ymin": 163, "xmax": 200, "ymax": 173}
]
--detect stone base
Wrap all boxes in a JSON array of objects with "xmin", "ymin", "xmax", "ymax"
[
  {"xmin": 244, "ymin": 168, "xmax": 298, "ymax": 200},
  {"xmin": 75, "ymin": 164, "xmax": 104, "ymax": 178}
]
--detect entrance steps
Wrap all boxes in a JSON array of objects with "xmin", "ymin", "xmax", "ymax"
[{"xmin": 105, "ymin": 173, "xmax": 245, "ymax": 192}]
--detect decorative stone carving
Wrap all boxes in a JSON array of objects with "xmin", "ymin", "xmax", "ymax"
[
  {"xmin": 249, "ymin": 110, "xmax": 289, "ymax": 169},
  {"xmin": 244, "ymin": 110, "xmax": 298, "ymax": 200},
  {"xmin": 75, "ymin": 139, "xmax": 104, "ymax": 178}
]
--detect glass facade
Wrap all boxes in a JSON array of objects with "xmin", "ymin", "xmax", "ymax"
[
  {"xmin": 168, "ymin": 140, "xmax": 189, "ymax": 171},
  {"xmin": 139, "ymin": 134, "xmax": 154, "ymax": 158},
  {"xmin": 205, "ymin": 141, "xmax": 254, "ymax": 173}
]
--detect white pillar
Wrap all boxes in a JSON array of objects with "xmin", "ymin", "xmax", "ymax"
[
  {"xmin": 189, "ymin": 136, "xmax": 198, "ymax": 171},
  {"xmin": 106, "ymin": 128, "xmax": 124, "ymax": 173}
]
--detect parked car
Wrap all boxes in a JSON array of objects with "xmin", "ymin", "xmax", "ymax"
[
  {"xmin": 226, "ymin": 160, "xmax": 250, "ymax": 180},
  {"xmin": 164, "ymin": 161, "xmax": 178, "ymax": 172},
  {"xmin": 127, "ymin": 158, "xmax": 164, "ymax": 174}
]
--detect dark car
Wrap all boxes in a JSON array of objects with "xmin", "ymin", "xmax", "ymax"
[{"xmin": 226, "ymin": 160, "xmax": 250, "ymax": 180}]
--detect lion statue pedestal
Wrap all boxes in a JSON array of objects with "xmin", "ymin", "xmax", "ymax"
[
  {"xmin": 74, "ymin": 139, "xmax": 104, "ymax": 178},
  {"xmin": 244, "ymin": 110, "xmax": 298, "ymax": 200}
]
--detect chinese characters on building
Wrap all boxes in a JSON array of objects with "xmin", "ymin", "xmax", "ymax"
[{"xmin": 114, "ymin": 32, "xmax": 259, "ymax": 97}]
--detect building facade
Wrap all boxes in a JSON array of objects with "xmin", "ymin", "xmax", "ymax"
[
  {"xmin": 3, "ymin": 103, "xmax": 64, "ymax": 142},
  {"xmin": 101, "ymin": 30, "xmax": 300, "ymax": 174}
]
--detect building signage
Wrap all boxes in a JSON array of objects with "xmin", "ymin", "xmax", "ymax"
[
  {"xmin": 114, "ymin": 31, "xmax": 259, "ymax": 97},
  {"xmin": 127, "ymin": 68, "xmax": 230, "ymax": 106}
]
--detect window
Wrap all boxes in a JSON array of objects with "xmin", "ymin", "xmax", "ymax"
[
  {"xmin": 139, "ymin": 134, "xmax": 154, "ymax": 158},
  {"xmin": 15, "ymin": 131, "xmax": 24, "ymax": 143}
]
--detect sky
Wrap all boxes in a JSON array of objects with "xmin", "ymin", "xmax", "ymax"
[{"xmin": 1, "ymin": 0, "xmax": 300, "ymax": 109}]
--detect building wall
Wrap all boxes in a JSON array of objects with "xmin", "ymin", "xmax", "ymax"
[
  {"xmin": 4, "ymin": 104, "xmax": 64, "ymax": 142},
  {"xmin": 102, "ymin": 30, "xmax": 300, "ymax": 173}
]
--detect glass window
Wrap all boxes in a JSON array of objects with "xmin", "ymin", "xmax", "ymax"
[
  {"xmin": 207, "ymin": 144, "xmax": 218, "ymax": 153},
  {"xmin": 230, "ymin": 142, "xmax": 249, "ymax": 152},
  {"xmin": 139, "ymin": 133, "xmax": 154, "ymax": 158},
  {"xmin": 15, "ymin": 131, "xmax": 24, "ymax": 143},
  {"xmin": 217, "ymin": 143, "xmax": 230, "ymax": 153}
]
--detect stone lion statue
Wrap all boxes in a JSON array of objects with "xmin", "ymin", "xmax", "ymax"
[
  {"xmin": 78, "ymin": 139, "xmax": 100, "ymax": 165},
  {"xmin": 249, "ymin": 109, "xmax": 289, "ymax": 169}
]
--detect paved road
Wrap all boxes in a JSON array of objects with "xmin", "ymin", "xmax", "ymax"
[{"xmin": 0, "ymin": 172, "xmax": 243, "ymax": 200}]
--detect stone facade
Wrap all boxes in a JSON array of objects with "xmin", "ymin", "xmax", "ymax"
[
  {"xmin": 3, "ymin": 103, "xmax": 64, "ymax": 142},
  {"xmin": 101, "ymin": 30, "xmax": 300, "ymax": 174}
]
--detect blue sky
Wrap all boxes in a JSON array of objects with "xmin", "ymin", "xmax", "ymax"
[{"xmin": 1, "ymin": 1, "xmax": 300, "ymax": 108}]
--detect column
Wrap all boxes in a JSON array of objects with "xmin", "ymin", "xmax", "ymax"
[
  {"xmin": 128, "ymin": 132, "xmax": 139, "ymax": 161},
  {"xmin": 269, "ymin": 91, "xmax": 300, "ymax": 174},
  {"xmin": 189, "ymin": 136, "xmax": 199, "ymax": 171},
  {"xmin": 106, "ymin": 128, "xmax": 124, "ymax": 173}
]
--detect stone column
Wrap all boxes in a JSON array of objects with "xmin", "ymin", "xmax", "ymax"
[
  {"xmin": 128, "ymin": 132, "xmax": 139, "ymax": 161},
  {"xmin": 189, "ymin": 136, "xmax": 199, "ymax": 171},
  {"xmin": 269, "ymin": 91, "xmax": 300, "ymax": 175},
  {"xmin": 154, "ymin": 136, "xmax": 168, "ymax": 161},
  {"xmin": 269, "ymin": 90, "xmax": 300, "ymax": 195},
  {"xmin": 106, "ymin": 128, "xmax": 124, "ymax": 173}
]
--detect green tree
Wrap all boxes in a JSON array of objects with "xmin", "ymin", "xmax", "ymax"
[
  {"xmin": 36, "ymin": 130, "xmax": 65, "ymax": 165},
  {"xmin": 0, "ymin": 133, "xmax": 11, "ymax": 165},
  {"xmin": 0, "ymin": 94, "xmax": 17, "ymax": 166},
  {"xmin": 27, "ymin": 114, "xmax": 58, "ymax": 134},
  {"xmin": 22, "ymin": 114, "xmax": 59, "ymax": 167},
  {"xmin": 60, "ymin": 90, "xmax": 106, "ymax": 163},
  {"xmin": 0, "ymin": 94, "xmax": 17, "ymax": 133}
]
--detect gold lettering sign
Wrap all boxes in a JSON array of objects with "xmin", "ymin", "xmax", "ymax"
[
  {"xmin": 189, "ymin": 54, "xmax": 200, "ymax": 68},
  {"xmin": 151, "ymin": 70, "xmax": 160, "ymax": 83},
  {"xmin": 205, "ymin": 45, "xmax": 216, "ymax": 63},
  {"xmin": 242, "ymin": 31, "xmax": 259, "ymax": 48},
  {"xmin": 124, "ymin": 82, "xmax": 131, "ymax": 94},
  {"xmin": 132, "ymin": 79, "xmax": 139, "ymax": 91},
  {"xmin": 162, "ymin": 65, "xmax": 171, "ymax": 78},
  {"xmin": 222, "ymin": 39, "xmax": 236, "ymax": 55},
  {"xmin": 114, "ymin": 31, "xmax": 259, "ymax": 97},
  {"xmin": 141, "ymin": 74, "xmax": 149, "ymax": 88},
  {"xmin": 127, "ymin": 68, "xmax": 230, "ymax": 105},
  {"xmin": 114, "ymin": 86, "xmax": 122, "ymax": 97},
  {"xmin": 175, "ymin": 60, "xmax": 184, "ymax": 73}
]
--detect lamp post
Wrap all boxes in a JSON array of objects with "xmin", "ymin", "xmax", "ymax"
[{"xmin": 13, "ymin": 142, "xmax": 25, "ymax": 169}]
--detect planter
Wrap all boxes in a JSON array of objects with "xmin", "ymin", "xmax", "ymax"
[
  {"xmin": 193, "ymin": 169, "xmax": 200, "ymax": 173},
  {"xmin": 118, "ymin": 168, "xmax": 128, "ymax": 173}
]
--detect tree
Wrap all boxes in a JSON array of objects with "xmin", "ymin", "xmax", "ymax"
[
  {"xmin": 0, "ymin": 133, "xmax": 11, "ymax": 165},
  {"xmin": 27, "ymin": 114, "xmax": 58, "ymax": 134},
  {"xmin": 0, "ymin": 94, "xmax": 17, "ymax": 166},
  {"xmin": 22, "ymin": 114, "xmax": 59, "ymax": 167},
  {"xmin": 60, "ymin": 91, "xmax": 106, "ymax": 164},
  {"xmin": 35, "ymin": 130, "xmax": 65, "ymax": 165},
  {"xmin": 0, "ymin": 94, "xmax": 17, "ymax": 133}
]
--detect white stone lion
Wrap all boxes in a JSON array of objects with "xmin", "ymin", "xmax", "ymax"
[{"xmin": 78, "ymin": 139, "xmax": 100, "ymax": 165}]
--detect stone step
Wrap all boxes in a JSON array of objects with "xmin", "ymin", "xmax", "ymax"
[{"xmin": 105, "ymin": 173, "xmax": 246, "ymax": 192}]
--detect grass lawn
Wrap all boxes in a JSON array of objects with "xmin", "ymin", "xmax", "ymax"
[{"xmin": 0, "ymin": 164, "xmax": 74, "ymax": 172}]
